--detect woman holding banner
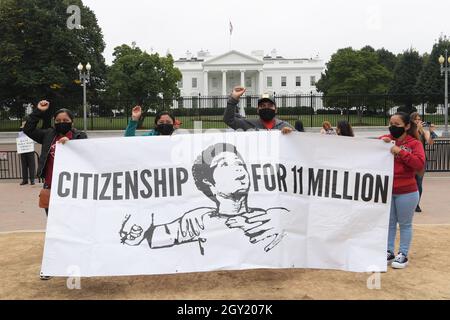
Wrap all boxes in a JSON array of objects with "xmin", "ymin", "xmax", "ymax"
[
  {"xmin": 24, "ymin": 100, "xmax": 87, "ymax": 280},
  {"xmin": 124, "ymin": 106, "xmax": 176, "ymax": 137},
  {"xmin": 381, "ymin": 112, "xmax": 425, "ymax": 269}
]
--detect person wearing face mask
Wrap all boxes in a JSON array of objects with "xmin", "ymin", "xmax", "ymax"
[
  {"xmin": 23, "ymin": 100, "xmax": 88, "ymax": 215},
  {"xmin": 223, "ymin": 86, "xmax": 294, "ymax": 134},
  {"xmin": 124, "ymin": 106, "xmax": 176, "ymax": 137},
  {"xmin": 380, "ymin": 112, "xmax": 425, "ymax": 269},
  {"xmin": 24, "ymin": 100, "xmax": 87, "ymax": 281}
]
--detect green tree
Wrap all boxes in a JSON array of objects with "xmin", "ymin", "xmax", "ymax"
[
  {"xmin": 316, "ymin": 47, "xmax": 393, "ymax": 123},
  {"xmin": 376, "ymin": 48, "xmax": 398, "ymax": 73},
  {"xmin": 0, "ymin": 0, "xmax": 106, "ymax": 127},
  {"xmin": 415, "ymin": 35, "xmax": 450, "ymax": 104},
  {"xmin": 389, "ymin": 49, "xmax": 423, "ymax": 112},
  {"xmin": 105, "ymin": 44, "xmax": 181, "ymax": 128}
]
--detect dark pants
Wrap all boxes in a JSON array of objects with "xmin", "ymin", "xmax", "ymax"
[
  {"xmin": 20, "ymin": 152, "xmax": 36, "ymax": 183},
  {"xmin": 415, "ymin": 174, "xmax": 424, "ymax": 205}
]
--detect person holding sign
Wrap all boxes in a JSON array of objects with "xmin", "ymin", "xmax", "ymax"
[
  {"xmin": 125, "ymin": 106, "xmax": 176, "ymax": 137},
  {"xmin": 223, "ymin": 86, "xmax": 294, "ymax": 134},
  {"xmin": 23, "ymin": 100, "xmax": 88, "ymax": 218},
  {"xmin": 18, "ymin": 120, "xmax": 36, "ymax": 185},
  {"xmin": 381, "ymin": 112, "xmax": 425, "ymax": 269}
]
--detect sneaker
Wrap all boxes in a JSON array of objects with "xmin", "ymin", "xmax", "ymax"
[
  {"xmin": 391, "ymin": 252, "xmax": 409, "ymax": 269},
  {"xmin": 387, "ymin": 250, "xmax": 395, "ymax": 264},
  {"xmin": 415, "ymin": 205, "xmax": 422, "ymax": 213},
  {"xmin": 19, "ymin": 181, "xmax": 28, "ymax": 186}
]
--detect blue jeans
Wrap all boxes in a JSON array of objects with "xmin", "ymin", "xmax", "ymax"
[{"xmin": 388, "ymin": 191, "xmax": 420, "ymax": 256}]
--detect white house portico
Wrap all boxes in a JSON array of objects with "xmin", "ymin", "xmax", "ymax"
[{"xmin": 174, "ymin": 49, "xmax": 324, "ymax": 97}]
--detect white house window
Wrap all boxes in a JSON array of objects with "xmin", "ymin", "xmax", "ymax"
[
  {"xmin": 212, "ymin": 78, "xmax": 218, "ymax": 88},
  {"xmin": 192, "ymin": 77, "xmax": 198, "ymax": 88},
  {"xmin": 177, "ymin": 78, "xmax": 183, "ymax": 88},
  {"xmin": 267, "ymin": 76, "xmax": 272, "ymax": 87},
  {"xmin": 296, "ymin": 76, "xmax": 301, "ymax": 87},
  {"xmin": 245, "ymin": 77, "xmax": 252, "ymax": 88},
  {"xmin": 281, "ymin": 76, "xmax": 287, "ymax": 87},
  {"xmin": 310, "ymin": 76, "xmax": 316, "ymax": 86}
]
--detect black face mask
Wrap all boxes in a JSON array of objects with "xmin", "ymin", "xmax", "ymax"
[
  {"xmin": 55, "ymin": 122, "xmax": 72, "ymax": 135},
  {"xmin": 156, "ymin": 123, "xmax": 174, "ymax": 136},
  {"xmin": 389, "ymin": 125, "xmax": 405, "ymax": 139},
  {"xmin": 259, "ymin": 108, "xmax": 276, "ymax": 122}
]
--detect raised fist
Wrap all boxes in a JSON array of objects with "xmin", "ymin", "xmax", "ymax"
[
  {"xmin": 231, "ymin": 86, "xmax": 246, "ymax": 100},
  {"xmin": 131, "ymin": 106, "xmax": 142, "ymax": 121},
  {"xmin": 37, "ymin": 100, "xmax": 50, "ymax": 112}
]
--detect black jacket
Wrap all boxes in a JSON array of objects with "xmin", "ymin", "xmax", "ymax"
[
  {"xmin": 23, "ymin": 109, "xmax": 88, "ymax": 178},
  {"xmin": 223, "ymin": 96, "xmax": 293, "ymax": 131}
]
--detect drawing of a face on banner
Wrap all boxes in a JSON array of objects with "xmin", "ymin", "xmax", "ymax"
[{"xmin": 119, "ymin": 142, "xmax": 290, "ymax": 255}]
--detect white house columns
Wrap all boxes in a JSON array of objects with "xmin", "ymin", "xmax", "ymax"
[
  {"xmin": 222, "ymin": 70, "xmax": 227, "ymax": 96},
  {"xmin": 258, "ymin": 69, "xmax": 264, "ymax": 95},
  {"xmin": 203, "ymin": 71, "xmax": 208, "ymax": 96}
]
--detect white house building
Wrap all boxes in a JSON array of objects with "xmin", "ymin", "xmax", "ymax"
[{"xmin": 174, "ymin": 49, "xmax": 325, "ymax": 98}]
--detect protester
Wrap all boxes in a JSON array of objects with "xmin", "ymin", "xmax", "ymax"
[
  {"xmin": 24, "ymin": 100, "xmax": 87, "ymax": 217},
  {"xmin": 380, "ymin": 112, "xmax": 425, "ymax": 269},
  {"xmin": 320, "ymin": 121, "xmax": 336, "ymax": 135},
  {"xmin": 336, "ymin": 120, "xmax": 354, "ymax": 137},
  {"xmin": 410, "ymin": 112, "xmax": 434, "ymax": 213},
  {"xmin": 223, "ymin": 86, "xmax": 294, "ymax": 134},
  {"xmin": 295, "ymin": 120, "xmax": 305, "ymax": 132},
  {"xmin": 125, "ymin": 106, "xmax": 176, "ymax": 136},
  {"xmin": 18, "ymin": 120, "xmax": 36, "ymax": 186},
  {"xmin": 23, "ymin": 100, "xmax": 87, "ymax": 280}
]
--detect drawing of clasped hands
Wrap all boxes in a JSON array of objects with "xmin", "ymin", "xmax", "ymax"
[
  {"xmin": 119, "ymin": 214, "xmax": 153, "ymax": 246},
  {"xmin": 225, "ymin": 208, "xmax": 290, "ymax": 252}
]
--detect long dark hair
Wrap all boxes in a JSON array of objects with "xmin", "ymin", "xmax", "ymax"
[
  {"xmin": 392, "ymin": 112, "xmax": 419, "ymax": 140},
  {"xmin": 337, "ymin": 120, "xmax": 354, "ymax": 137},
  {"xmin": 154, "ymin": 111, "xmax": 175, "ymax": 125}
]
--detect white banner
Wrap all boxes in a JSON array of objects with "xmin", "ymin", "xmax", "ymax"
[
  {"xmin": 16, "ymin": 135, "xmax": 35, "ymax": 154},
  {"xmin": 41, "ymin": 131, "xmax": 393, "ymax": 277}
]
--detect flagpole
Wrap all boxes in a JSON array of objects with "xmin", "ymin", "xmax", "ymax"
[{"xmin": 229, "ymin": 20, "xmax": 232, "ymax": 51}]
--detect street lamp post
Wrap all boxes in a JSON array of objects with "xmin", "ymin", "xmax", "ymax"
[
  {"xmin": 77, "ymin": 62, "xmax": 91, "ymax": 132},
  {"xmin": 438, "ymin": 50, "xmax": 450, "ymax": 138}
]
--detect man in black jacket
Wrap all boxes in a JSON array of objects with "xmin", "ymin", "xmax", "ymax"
[{"xmin": 223, "ymin": 86, "xmax": 294, "ymax": 133}]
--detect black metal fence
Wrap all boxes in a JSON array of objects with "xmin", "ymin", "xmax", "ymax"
[
  {"xmin": 425, "ymin": 139, "xmax": 450, "ymax": 172},
  {"xmin": 0, "ymin": 151, "xmax": 41, "ymax": 180},
  {"xmin": 1, "ymin": 94, "xmax": 448, "ymax": 131}
]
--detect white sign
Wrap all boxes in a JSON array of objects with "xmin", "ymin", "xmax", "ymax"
[
  {"xmin": 41, "ymin": 132, "xmax": 393, "ymax": 277},
  {"xmin": 16, "ymin": 135, "xmax": 35, "ymax": 154}
]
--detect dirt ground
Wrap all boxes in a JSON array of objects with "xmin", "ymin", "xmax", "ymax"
[
  {"xmin": 1, "ymin": 174, "xmax": 450, "ymax": 300},
  {"xmin": 1, "ymin": 225, "xmax": 449, "ymax": 300}
]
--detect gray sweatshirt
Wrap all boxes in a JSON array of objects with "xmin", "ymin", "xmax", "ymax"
[{"xmin": 223, "ymin": 96, "xmax": 294, "ymax": 131}]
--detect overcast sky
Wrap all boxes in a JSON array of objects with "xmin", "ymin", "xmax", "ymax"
[{"xmin": 83, "ymin": 0, "xmax": 450, "ymax": 65}]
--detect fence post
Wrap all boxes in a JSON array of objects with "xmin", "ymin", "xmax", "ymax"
[
  {"xmin": 384, "ymin": 95, "xmax": 388, "ymax": 126},
  {"xmin": 310, "ymin": 92, "xmax": 313, "ymax": 127},
  {"xmin": 90, "ymin": 105, "xmax": 94, "ymax": 130}
]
